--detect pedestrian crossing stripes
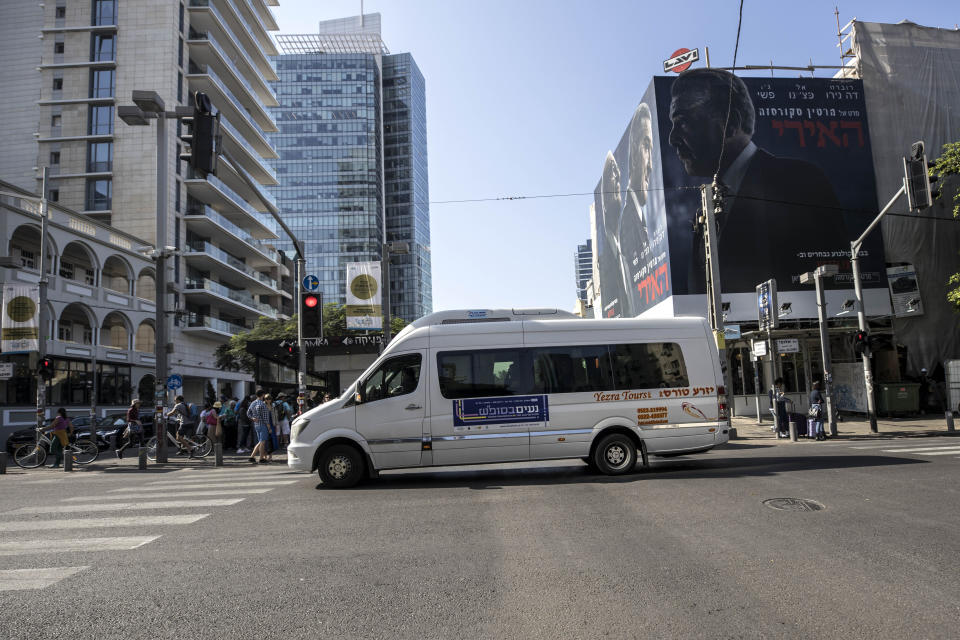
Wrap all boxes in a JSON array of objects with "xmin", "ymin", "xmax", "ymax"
[
  {"xmin": 0, "ymin": 514, "xmax": 209, "ymax": 532},
  {"xmin": 882, "ymin": 446, "xmax": 960, "ymax": 455},
  {"xmin": 9, "ymin": 498, "xmax": 244, "ymax": 515},
  {"xmin": 113, "ymin": 480, "xmax": 297, "ymax": 491},
  {"xmin": 826, "ymin": 440, "xmax": 960, "ymax": 458},
  {"xmin": 0, "ymin": 465, "xmax": 304, "ymax": 590},
  {"xmin": 0, "ymin": 537, "xmax": 159, "ymax": 557},
  {"xmin": 0, "ymin": 567, "xmax": 89, "ymax": 591},
  {"xmin": 62, "ymin": 488, "xmax": 273, "ymax": 501}
]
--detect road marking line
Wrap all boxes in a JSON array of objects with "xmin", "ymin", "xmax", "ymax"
[
  {"xmin": 122, "ymin": 480, "xmax": 297, "ymax": 491},
  {"xmin": 889, "ymin": 448, "xmax": 960, "ymax": 456},
  {"xmin": 880, "ymin": 446, "xmax": 960, "ymax": 454},
  {"xmin": 0, "ymin": 536, "xmax": 160, "ymax": 557},
  {"xmin": 9, "ymin": 499, "xmax": 243, "ymax": 515},
  {"xmin": 0, "ymin": 514, "xmax": 209, "ymax": 532},
  {"xmin": 0, "ymin": 566, "xmax": 89, "ymax": 591},
  {"xmin": 849, "ymin": 442, "xmax": 959, "ymax": 450},
  {"xmin": 61, "ymin": 489, "xmax": 272, "ymax": 502}
]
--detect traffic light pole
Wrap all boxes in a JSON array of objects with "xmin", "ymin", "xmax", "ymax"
[
  {"xmin": 154, "ymin": 112, "xmax": 170, "ymax": 463},
  {"xmin": 850, "ymin": 183, "xmax": 905, "ymax": 434},
  {"xmin": 701, "ymin": 182, "xmax": 733, "ymax": 426},
  {"xmin": 36, "ymin": 168, "xmax": 49, "ymax": 433},
  {"xmin": 295, "ymin": 256, "xmax": 307, "ymax": 415}
]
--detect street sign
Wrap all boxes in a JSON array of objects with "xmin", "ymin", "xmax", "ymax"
[
  {"xmin": 301, "ymin": 274, "xmax": 320, "ymax": 292},
  {"xmin": 756, "ymin": 279, "xmax": 779, "ymax": 331},
  {"xmin": 166, "ymin": 374, "xmax": 183, "ymax": 390},
  {"xmin": 663, "ymin": 47, "xmax": 700, "ymax": 73},
  {"xmin": 776, "ymin": 338, "xmax": 800, "ymax": 353},
  {"xmin": 723, "ymin": 325, "xmax": 741, "ymax": 340},
  {"xmin": 753, "ymin": 340, "xmax": 768, "ymax": 357},
  {"xmin": 0, "ymin": 362, "xmax": 12, "ymax": 380}
]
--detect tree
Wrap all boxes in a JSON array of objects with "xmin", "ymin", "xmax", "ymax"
[
  {"xmin": 929, "ymin": 142, "xmax": 960, "ymax": 312},
  {"xmin": 214, "ymin": 305, "xmax": 410, "ymax": 374}
]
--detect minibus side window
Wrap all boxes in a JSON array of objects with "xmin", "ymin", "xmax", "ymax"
[
  {"xmin": 610, "ymin": 342, "xmax": 689, "ymax": 390},
  {"xmin": 530, "ymin": 345, "xmax": 614, "ymax": 394},
  {"xmin": 437, "ymin": 349, "xmax": 527, "ymax": 398},
  {"xmin": 361, "ymin": 354, "xmax": 422, "ymax": 403}
]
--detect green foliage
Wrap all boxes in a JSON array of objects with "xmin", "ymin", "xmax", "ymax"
[
  {"xmin": 930, "ymin": 142, "xmax": 960, "ymax": 312},
  {"xmin": 213, "ymin": 304, "xmax": 410, "ymax": 374}
]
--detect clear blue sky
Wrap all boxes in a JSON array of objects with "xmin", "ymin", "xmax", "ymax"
[{"xmin": 274, "ymin": 0, "xmax": 957, "ymax": 313}]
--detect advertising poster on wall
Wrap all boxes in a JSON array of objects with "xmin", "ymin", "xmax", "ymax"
[
  {"xmin": 345, "ymin": 261, "xmax": 382, "ymax": 330},
  {"xmin": 656, "ymin": 72, "xmax": 885, "ymax": 296},
  {"xmin": 592, "ymin": 82, "xmax": 670, "ymax": 318},
  {"xmin": 593, "ymin": 73, "xmax": 887, "ymax": 318},
  {"xmin": 1, "ymin": 284, "xmax": 40, "ymax": 353}
]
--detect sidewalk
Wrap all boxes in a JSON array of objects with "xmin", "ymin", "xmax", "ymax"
[
  {"xmin": 1, "ymin": 447, "xmax": 291, "ymax": 476},
  {"xmin": 730, "ymin": 412, "xmax": 958, "ymax": 442}
]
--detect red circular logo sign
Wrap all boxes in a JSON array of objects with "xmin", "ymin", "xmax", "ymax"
[{"xmin": 668, "ymin": 48, "xmax": 693, "ymax": 73}]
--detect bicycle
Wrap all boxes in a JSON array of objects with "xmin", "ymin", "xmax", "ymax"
[
  {"xmin": 144, "ymin": 418, "xmax": 212, "ymax": 461},
  {"xmin": 14, "ymin": 428, "xmax": 99, "ymax": 469}
]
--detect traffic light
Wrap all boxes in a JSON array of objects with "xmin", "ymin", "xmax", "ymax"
[
  {"xmin": 301, "ymin": 293, "xmax": 322, "ymax": 339},
  {"xmin": 37, "ymin": 357, "xmax": 54, "ymax": 380},
  {"xmin": 180, "ymin": 92, "xmax": 219, "ymax": 178},
  {"xmin": 853, "ymin": 330, "xmax": 870, "ymax": 357},
  {"xmin": 279, "ymin": 340, "xmax": 298, "ymax": 357},
  {"xmin": 904, "ymin": 141, "xmax": 933, "ymax": 211}
]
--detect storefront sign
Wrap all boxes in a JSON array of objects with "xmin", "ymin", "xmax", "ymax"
[{"xmin": 776, "ymin": 338, "xmax": 800, "ymax": 353}]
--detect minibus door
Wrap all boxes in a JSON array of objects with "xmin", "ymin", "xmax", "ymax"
[{"xmin": 355, "ymin": 351, "xmax": 426, "ymax": 469}]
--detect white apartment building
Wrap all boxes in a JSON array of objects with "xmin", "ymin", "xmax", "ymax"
[{"xmin": 1, "ymin": 0, "xmax": 285, "ymax": 403}]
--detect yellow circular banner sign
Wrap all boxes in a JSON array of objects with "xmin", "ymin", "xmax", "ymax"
[
  {"xmin": 350, "ymin": 274, "xmax": 378, "ymax": 300},
  {"xmin": 6, "ymin": 296, "xmax": 36, "ymax": 323}
]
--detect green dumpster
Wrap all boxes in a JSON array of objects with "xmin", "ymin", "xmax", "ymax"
[{"xmin": 876, "ymin": 382, "xmax": 920, "ymax": 415}]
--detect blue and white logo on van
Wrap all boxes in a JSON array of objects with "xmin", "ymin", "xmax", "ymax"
[
  {"xmin": 453, "ymin": 395, "xmax": 549, "ymax": 429},
  {"xmin": 467, "ymin": 310, "xmax": 488, "ymax": 319}
]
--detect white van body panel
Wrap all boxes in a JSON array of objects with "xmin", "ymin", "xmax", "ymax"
[{"xmin": 289, "ymin": 314, "xmax": 728, "ymax": 476}]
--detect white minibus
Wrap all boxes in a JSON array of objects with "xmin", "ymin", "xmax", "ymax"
[{"xmin": 287, "ymin": 311, "xmax": 729, "ymax": 487}]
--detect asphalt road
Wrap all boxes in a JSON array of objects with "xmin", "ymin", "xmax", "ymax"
[{"xmin": 1, "ymin": 437, "xmax": 959, "ymax": 639}]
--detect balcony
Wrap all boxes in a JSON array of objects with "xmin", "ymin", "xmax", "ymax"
[
  {"xmin": 182, "ymin": 313, "xmax": 250, "ymax": 341},
  {"xmin": 189, "ymin": 0, "xmax": 277, "ymax": 77},
  {"xmin": 184, "ymin": 169, "xmax": 277, "ymax": 236},
  {"xmin": 184, "ymin": 204, "xmax": 280, "ymax": 266},
  {"xmin": 186, "ymin": 63, "xmax": 276, "ymax": 148},
  {"xmin": 220, "ymin": 116, "xmax": 278, "ymax": 185},
  {"xmin": 231, "ymin": 0, "xmax": 279, "ymax": 56},
  {"xmin": 187, "ymin": 1, "xmax": 277, "ymax": 88},
  {"xmin": 184, "ymin": 277, "xmax": 277, "ymax": 319},
  {"xmin": 217, "ymin": 154, "xmax": 278, "ymax": 213},
  {"xmin": 186, "ymin": 25, "xmax": 277, "ymax": 108},
  {"xmin": 183, "ymin": 239, "xmax": 278, "ymax": 293}
]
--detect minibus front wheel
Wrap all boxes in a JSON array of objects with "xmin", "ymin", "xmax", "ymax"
[
  {"xmin": 318, "ymin": 444, "xmax": 366, "ymax": 488},
  {"xmin": 592, "ymin": 432, "xmax": 637, "ymax": 475}
]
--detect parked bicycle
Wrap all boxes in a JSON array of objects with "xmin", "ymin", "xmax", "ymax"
[
  {"xmin": 14, "ymin": 427, "xmax": 99, "ymax": 468},
  {"xmin": 144, "ymin": 418, "xmax": 212, "ymax": 461}
]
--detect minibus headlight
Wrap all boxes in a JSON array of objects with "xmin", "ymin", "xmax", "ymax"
[{"xmin": 291, "ymin": 418, "xmax": 309, "ymax": 441}]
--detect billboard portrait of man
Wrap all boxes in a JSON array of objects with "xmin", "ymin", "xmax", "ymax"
[
  {"xmin": 596, "ymin": 151, "xmax": 628, "ymax": 317},
  {"xmin": 619, "ymin": 102, "xmax": 654, "ymax": 316},
  {"xmin": 667, "ymin": 68, "xmax": 848, "ymax": 292}
]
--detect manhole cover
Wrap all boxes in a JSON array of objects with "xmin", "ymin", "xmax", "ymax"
[{"xmin": 763, "ymin": 498, "xmax": 825, "ymax": 512}]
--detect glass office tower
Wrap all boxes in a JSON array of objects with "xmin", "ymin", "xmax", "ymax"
[{"xmin": 270, "ymin": 15, "xmax": 431, "ymax": 322}]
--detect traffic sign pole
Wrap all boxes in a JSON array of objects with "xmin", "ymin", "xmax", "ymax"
[{"xmin": 296, "ymin": 260, "xmax": 307, "ymax": 415}]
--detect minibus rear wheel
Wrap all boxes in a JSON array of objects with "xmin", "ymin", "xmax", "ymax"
[
  {"xmin": 318, "ymin": 444, "xmax": 366, "ymax": 488},
  {"xmin": 593, "ymin": 433, "xmax": 637, "ymax": 475}
]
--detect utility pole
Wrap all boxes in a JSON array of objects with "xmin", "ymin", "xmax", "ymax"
[
  {"xmin": 295, "ymin": 252, "xmax": 307, "ymax": 415},
  {"xmin": 36, "ymin": 168, "xmax": 50, "ymax": 433},
  {"xmin": 380, "ymin": 241, "xmax": 409, "ymax": 350},
  {"xmin": 700, "ymin": 181, "xmax": 733, "ymax": 425}
]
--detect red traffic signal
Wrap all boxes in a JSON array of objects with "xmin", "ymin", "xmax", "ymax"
[
  {"xmin": 300, "ymin": 292, "xmax": 322, "ymax": 339},
  {"xmin": 853, "ymin": 330, "xmax": 870, "ymax": 356},
  {"xmin": 304, "ymin": 295, "xmax": 319, "ymax": 308},
  {"xmin": 38, "ymin": 357, "xmax": 54, "ymax": 380}
]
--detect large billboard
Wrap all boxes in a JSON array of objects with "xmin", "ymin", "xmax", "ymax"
[{"xmin": 594, "ymin": 72, "xmax": 886, "ymax": 318}]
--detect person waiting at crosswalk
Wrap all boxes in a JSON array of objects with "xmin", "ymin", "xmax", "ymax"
[
  {"xmin": 44, "ymin": 407, "xmax": 74, "ymax": 468},
  {"xmin": 246, "ymin": 389, "xmax": 272, "ymax": 464}
]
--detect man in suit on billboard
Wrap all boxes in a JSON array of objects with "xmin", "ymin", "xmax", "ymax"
[
  {"xmin": 597, "ymin": 151, "xmax": 628, "ymax": 317},
  {"xmin": 667, "ymin": 68, "xmax": 844, "ymax": 292},
  {"xmin": 619, "ymin": 102, "xmax": 655, "ymax": 316}
]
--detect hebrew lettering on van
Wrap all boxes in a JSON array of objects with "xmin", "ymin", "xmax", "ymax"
[{"xmin": 454, "ymin": 395, "xmax": 549, "ymax": 429}]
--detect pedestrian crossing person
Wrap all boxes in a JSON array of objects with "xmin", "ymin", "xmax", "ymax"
[
  {"xmin": 166, "ymin": 395, "xmax": 193, "ymax": 456},
  {"xmin": 115, "ymin": 399, "xmax": 143, "ymax": 459}
]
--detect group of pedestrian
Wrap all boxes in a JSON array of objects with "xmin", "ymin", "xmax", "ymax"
[{"xmin": 242, "ymin": 390, "xmax": 295, "ymax": 464}]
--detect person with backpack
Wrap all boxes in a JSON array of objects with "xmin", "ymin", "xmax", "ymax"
[
  {"xmin": 219, "ymin": 399, "xmax": 237, "ymax": 449},
  {"xmin": 807, "ymin": 381, "xmax": 827, "ymax": 441},
  {"xmin": 44, "ymin": 408, "xmax": 74, "ymax": 468},
  {"xmin": 236, "ymin": 395, "xmax": 253, "ymax": 455},
  {"xmin": 275, "ymin": 393, "xmax": 291, "ymax": 449}
]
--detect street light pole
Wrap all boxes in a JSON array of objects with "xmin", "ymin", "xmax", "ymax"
[
  {"xmin": 36, "ymin": 168, "xmax": 50, "ymax": 433},
  {"xmin": 153, "ymin": 110, "xmax": 170, "ymax": 462},
  {"xmin": 701, "ymin": 182, "xmax": 733, "ymax": 426},
  {"xmin": 295, "ymin": 254, "xmax": 307, "ymax": 414},
  {"xmin": 801, "ymin": 265, "xmax": 839, "ymax": 436},
  {"xmin": 380, "ymin": 241, "xmax": 409, "ymax": 350}
]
